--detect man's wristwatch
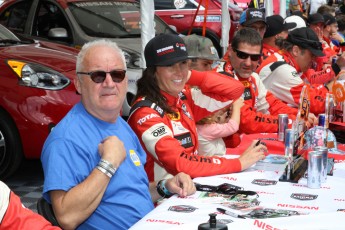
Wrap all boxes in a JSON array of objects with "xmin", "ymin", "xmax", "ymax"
[{"xmin": 156, "ymin": 179, "xmax": 173, "ymax": 198}]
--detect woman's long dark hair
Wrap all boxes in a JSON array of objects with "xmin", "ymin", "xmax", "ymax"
[{"xmin": 133, "ymin": 66, "xmax": 176, "ymax": 114}]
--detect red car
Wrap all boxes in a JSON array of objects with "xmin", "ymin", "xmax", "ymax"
[
  {"xmin": 154, "ymin": 0, "xmax": 242, "ymax": 56},
  {"xmin": 0, "ymin": 0, "xmax": 177, "ymax": 118},
  {"xmin": 231, "ymin": 0, "xmax": 251, "ymax": 10},
  {"xmin": 0, "ymin": 24, "xmax": 80, "ymax": 179}
]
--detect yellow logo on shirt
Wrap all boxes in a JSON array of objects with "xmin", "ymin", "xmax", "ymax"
[{"xmin": 130, "ymin": 150, "xmax": 141, "ymax": 166}]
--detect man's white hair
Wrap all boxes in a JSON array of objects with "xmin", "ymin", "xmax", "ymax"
[{"xmin": 76, "ymin": 39, "xmax": 126, "ymax": 72}]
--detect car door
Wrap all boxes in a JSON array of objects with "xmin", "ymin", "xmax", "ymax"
[
  {"xmin": 154, "ymin": 0, "xmax": 201, "ymax": 34},
  {"xmin": 0, "ymin": 0, "xmax": 33, "ymax": 34},
  {"xmin": 0, "ymin": 0, "xmax": 74, "ymax": 45},
  {"xmin": 32, "ymin": 0, "xmax": 73, "ymax": 45}
]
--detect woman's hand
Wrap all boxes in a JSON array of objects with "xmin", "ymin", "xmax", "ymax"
[{"xmin": 238, "ymin": 140, "xmax": 267, "ymax": 170}]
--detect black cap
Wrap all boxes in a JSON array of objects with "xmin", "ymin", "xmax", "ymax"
[
  {"xmin": 239, "ymin": 8, "xmax": 267, "ymax": 26},
  {"xmin": 308, "ymin": 13, "xmax": 325, "ymax": 25},
  {"xmin": 287, "ymin": 27, "xmax": 324, "ymax": 57},
  {"xmin": 144, "ymin": 34, "xmax": 188, "ymax": 67},
  {"xmin": 323, "ymin": 14, "xmax": 336, "ymax": 26},
  {"xmin": 264, "ymin": 15, "xmax": 296, "ymax": 38}
]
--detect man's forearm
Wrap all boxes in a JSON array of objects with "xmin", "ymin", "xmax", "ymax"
[{"xmin": 51, "ymin": 169, "xmax": 110, "ymax": 229}]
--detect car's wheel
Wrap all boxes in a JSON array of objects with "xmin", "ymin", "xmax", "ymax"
[{"xmin": 0, "ymin": 109, "xmax": 23, "ymax": 179}]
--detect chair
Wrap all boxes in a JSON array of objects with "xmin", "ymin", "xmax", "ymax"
[{"xmin": 36, "ymin": 197, "xmax": 60, "ymax": 227}]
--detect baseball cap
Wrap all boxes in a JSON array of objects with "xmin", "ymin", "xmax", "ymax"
[
  {"xmin": 323, "ymin": 14, "xmax": 337, "ymax": 26},
  {"xmin": 144, "ymin": 34, "xmax": 188, "ymax": 67},
  {"xmin": 287, "ymin": 27, "xmax": 324, "ymax": 57},
  {"xmin": 239, "ymin": 8, "xmax": 266, "ymax": 26},
  {"xmin": 182, "ymin": 34, "xmax": 220, "ymax": 61},
  {"xmin": 284, "ymin": 15, "xmax": 306, "ymax": 31},
  {"xmin": 308, "ymin": 13, "xmax": 324, "ymax": 25},
  {"xmin": 264, "ymin": 15, "xmax": 296, "ymax": 38}
]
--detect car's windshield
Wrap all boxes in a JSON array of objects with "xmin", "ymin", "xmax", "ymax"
[
  {"xmin": 0, "ymin": 24, "xmax": 19, "ymax": 40},
  {"xmin": 69, "ymin": 1, "xmax": 174, "ymax": 38}
]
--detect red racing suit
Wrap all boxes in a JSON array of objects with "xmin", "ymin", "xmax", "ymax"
[
  {"xmin": 217, "ymin": 62, "xmax": 297, "ymax": 134},
  {"xmin": 262, "ymin": 43, "xmax": 279, "ymax": 60},
  {"xmin": 0, "ymin": 181, "xmax": 59, "ymax": 230},
  {"xmin": 128, "ymin": 70, "xmax": 244, "ymax": 181},
  {"xmin": 256, "ymin": 51, "xmax": 330, "ymax": 115}
]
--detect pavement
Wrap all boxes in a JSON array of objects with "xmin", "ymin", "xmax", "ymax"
[{"xmin": 3, "ymin": 159, "xmax": 44, "ymax": 213}]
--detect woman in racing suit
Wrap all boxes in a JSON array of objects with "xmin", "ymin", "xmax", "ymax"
[{"xmin": 127, "ymin": 34, "xmax": 267, "ymax": 182}]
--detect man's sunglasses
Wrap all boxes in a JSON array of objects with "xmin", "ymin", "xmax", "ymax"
[
  {"xmin": 77, "ymin": 70, "xmax": 126, "ymax": 83},
  {"xmin": 233, "ymin": 48, "xmax": 261, "ymax": 61}
]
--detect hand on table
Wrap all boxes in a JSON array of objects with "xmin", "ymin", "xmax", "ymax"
[
  {"xmin": 239, "ymin": 140, "xmax": 267, "ymax": 171},
  {"xmin": 166, "ymin": 172, "xmax": 196, "ymax": 197}
]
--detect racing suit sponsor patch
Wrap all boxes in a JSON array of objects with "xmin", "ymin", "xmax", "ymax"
[
  {"xmin": 167, "ymin": 112, "xmax": 180, "ymax": 121},
  {"xmin": 137, "ymin": 113, "xmax": 160, "ymax": 125},
  {"xmin": 151, "ymin": 126, "xmax": 167, "ymax": 137},
  {"xmin": 243, "ymin": 87, "xmax": 252, "ymax": 100},
  {"xmin": 171, "ymin": 120, "xmax": 189, "ymax": 135},
  {"xmin": 142, "ymin": 123, "xmax": 173, "ymax": 158},
  {"xmin": 175, "ymin": 132, "xmax": 194, "ymax": 148}
]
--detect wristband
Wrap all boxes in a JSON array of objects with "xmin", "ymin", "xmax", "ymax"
[
  {"xmin": 97, "ymin": 159, "xmax": 117, "ymax": 178},
  {"xmin": 156, "ymin": 179, "xmax": 173, "ymax": 198},
  {"xmin": 96, "ymin": 165, "xmax": 113, "ymax": 178}
]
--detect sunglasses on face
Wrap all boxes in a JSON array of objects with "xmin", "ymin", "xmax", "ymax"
[
  {"xmin": 233, "ymin": 48, "xmax": 261, "ymax": 61},
  {"xmin": 76, "ymin": 70, "xmax": 126, "ymax": 83}
]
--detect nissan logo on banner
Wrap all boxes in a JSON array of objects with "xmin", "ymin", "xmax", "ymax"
[
  {"xmin": 291, "ymin": 193, "xmax": 318, "ymax": 201},
  {"xmin": 252, "ymin": 179, "xmax": 277, "ymax": 186},
  {"xmin": 168, "ymin": 205, "xmax": 197, "ymax": 213}
]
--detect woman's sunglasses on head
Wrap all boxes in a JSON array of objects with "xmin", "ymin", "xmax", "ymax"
[
  {"xmin": 77, "ymin": 70, "xmax": 126, "ymax": 83},
  {"xmin": 233, "ymin": 48, "xmax": 261, "ymax": 61}
]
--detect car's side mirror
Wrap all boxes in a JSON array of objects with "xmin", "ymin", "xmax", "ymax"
[{"xmin": 48, "ymin": 27, "xmax": 68, "ymax": 38}]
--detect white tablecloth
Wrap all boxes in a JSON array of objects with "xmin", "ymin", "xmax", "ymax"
[{"xmin": 130, "ymin": 163, "xmax": 345, "ymax": 230}]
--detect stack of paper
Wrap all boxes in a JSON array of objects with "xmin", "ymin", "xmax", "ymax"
[{"xmin": 253, "ymin": 154, "xmax": 288, "ymax": 171}]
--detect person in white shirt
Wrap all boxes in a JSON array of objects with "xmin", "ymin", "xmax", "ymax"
[{"xmin": 308, "ymin": 0, "xmax": 327, "ymax": 14}]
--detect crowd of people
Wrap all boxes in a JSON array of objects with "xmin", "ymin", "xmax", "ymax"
[{"xmin": 2, "ymin": 2, "xmax": 345, "ymax": 230}]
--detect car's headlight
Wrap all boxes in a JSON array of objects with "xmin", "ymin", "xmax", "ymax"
[
  {"xmin": 6, "ymin": 60, "xmax": 70, "ymax": 90},
  {"xmin": 122, "ymin": 50, "xmax": 141, "ymax": 69}
]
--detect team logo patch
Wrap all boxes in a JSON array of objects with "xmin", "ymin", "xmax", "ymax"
[
  {"xmin": 252, "ymin": 179, "xmax": 277, "ymax": 186},
  {"xmin": 290, "ymin": 193, "xmax": 318, "ymax": 201},
  {"xmin": 129, "ymin": 150, "xmax": 141, "ymax": 166},
  {"xmin": 168, "ymin": 205, "xmax": 197, "ymax": 213}
]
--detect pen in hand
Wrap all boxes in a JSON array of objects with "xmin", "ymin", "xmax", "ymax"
[
  {"xmin": 217, "ymin": 208, "xmax": 246, "ymax": 219},
  {"xmin": 255, "ymin": 140, "xmax": 261, "ymax": 147}
]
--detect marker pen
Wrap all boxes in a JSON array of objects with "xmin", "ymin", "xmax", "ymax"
[{"xmin": 217, "ymin": 208, "xmax": 246, "ymax": 219}]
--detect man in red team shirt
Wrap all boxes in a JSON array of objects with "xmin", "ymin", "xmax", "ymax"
[{"xmin": 0, "ymin": 181, "xmax": 59, "ymax": 229}]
